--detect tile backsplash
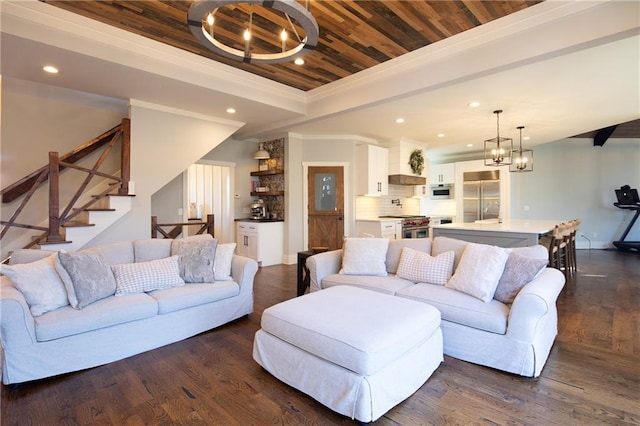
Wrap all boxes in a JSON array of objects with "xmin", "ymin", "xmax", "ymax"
[{"xmin": 356, "ymin": 185, "xmax": 420, "ymax": 218}]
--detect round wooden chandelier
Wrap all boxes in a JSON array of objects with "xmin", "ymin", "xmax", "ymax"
[{"xmin": 187, "ymin": 0, "xmax": 319, "ymax": 64}]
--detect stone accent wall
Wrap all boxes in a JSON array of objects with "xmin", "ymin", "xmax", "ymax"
[{"xmin": 256, "ymin": 137, "xmax": 285, "ymax": 220}]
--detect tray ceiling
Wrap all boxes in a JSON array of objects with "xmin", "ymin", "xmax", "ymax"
[{"xmin": 44, "ymin": 0, "xmax": 542, "ymax": 91}]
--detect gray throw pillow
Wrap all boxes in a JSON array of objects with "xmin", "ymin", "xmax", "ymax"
[
  {"xmin": 58, "ymin": 251, "xmax": 117, "ymax": 309},
  {"xmin": 494, "ymin": 252, "xmax": 548, "ymax": 304},
  {"xmin": 170, "ymin": 236, "xmax": 217, "ymax": 283}
]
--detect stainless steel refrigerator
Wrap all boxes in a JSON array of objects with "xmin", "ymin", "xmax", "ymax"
[{"xmin": 463, "ymin": 170, "xmax": 500, "ymax": 222}]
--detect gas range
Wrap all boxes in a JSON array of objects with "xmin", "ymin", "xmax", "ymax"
[{"xmin": 378, "ymin": 215, "xmax": 430, "ymax": 228}]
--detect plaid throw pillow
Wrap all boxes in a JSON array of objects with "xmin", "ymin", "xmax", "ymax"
[
  {"xmin": 112, "ymin": 256, "xmax": 185, "ymax": 295},
  {"xmin": 396, "ymin": 247, "xmax": 455, "ymax": 285}
]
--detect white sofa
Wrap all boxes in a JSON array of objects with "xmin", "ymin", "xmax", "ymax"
[
  {"xmin": 0, "ymin": 236, "xmax": 258, "ymax": 385},
  {"xmin": 307, "ymin": 237, "xmax": 565, "ymax": 378}
]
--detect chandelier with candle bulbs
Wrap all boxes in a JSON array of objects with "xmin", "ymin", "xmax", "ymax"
[
  {"xmin": 187, "ymin": 0, "xmax": 319, "ymax": 64},
  {"xmin": 510, "ymin": 126, "xmax": 534, "ymax": 172},
  {"xmin": 484, "ymin": 109, "xmax": 513, "ymax": 167}
]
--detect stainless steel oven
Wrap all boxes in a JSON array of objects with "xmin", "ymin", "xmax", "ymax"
[
  {"xmin": 401, "ymin": 216, "xmax": 430, "ymax": 239},
  {"xmin": 378, "ymin": 215, "xmax": 430, "ymax": 238}
]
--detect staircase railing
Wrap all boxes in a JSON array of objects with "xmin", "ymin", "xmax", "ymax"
[
  {"xmin": 151, "ymin": 215, "xmax": 215, "ymax": 239},
  {"xmin": 0, "ymin": 118, "xmax": 131, "ymax": 249}
]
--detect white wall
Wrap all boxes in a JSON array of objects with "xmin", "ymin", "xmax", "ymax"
[
  {"xmin": 201, "ymin": 137, "xmax": 257, "ymax": 219},
  {"xmin": 75, "ymin": 102, "xmax": 243, "ymax": 247},
  {"xmin": 511, "ymin": 138, "xmax": 640, "ymax": 248},
  {"xmin": 1, "ymin": 78, "xmax": 127, "ymax": 257},
  {"xmin": 150, "ymin": 173, "xmax": 183, "ymax": 224}
]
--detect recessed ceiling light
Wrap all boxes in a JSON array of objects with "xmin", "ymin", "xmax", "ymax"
[
  {"xmin": 469, "ymin": 101, "xmax": 480, "ymax": 108},
  {"xmin": 523, "ymin": 136, "xmax": 530, "ymax": 141},
  {"xmin": 43, "ymin": 65, "xmax": 59, "ymax": 74},
  {"xmin": 294, "ymin": 58, "xmax": 305, "ymax": 65},
  {"xmin": 437, "ymin": 133, "xmax": 445, "ymax": 138},
  {"xmin": 466, "ymin": 143, "xmax": 474, "ymax": 147},
  {"xmin": 395, "ymin": 118, "xmax": 405, "ymax": 124},
  {"xmin": 226, "ymin": 107, "xmax": 236, "ymax": 114}
]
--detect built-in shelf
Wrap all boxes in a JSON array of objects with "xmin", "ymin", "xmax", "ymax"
[
  {"xmin": 251, "ymin": 191, "xmax": 285, "ymax": 197},
  {"xmin": 251, "ymin": 169, "xmax": 284, "ymax": 176}
]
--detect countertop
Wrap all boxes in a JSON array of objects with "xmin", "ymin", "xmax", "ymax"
[
  {"xmin": 235, "ymin": 218, "xmax": 284, "ymax": 223},
  {"xmin": 355, "ymin": 217, "xmax": 404, "ymax": 222},
  {"xmin": 431, "ymin": 219, "xmax": 562, "ymax": 234}
]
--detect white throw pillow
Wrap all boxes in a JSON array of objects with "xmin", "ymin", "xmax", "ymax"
[
  {"xmin": 214, "ymin": 243, "xmax": 236, "ymax": 281},
  {"xmin": 396, "ymin": 247, "xmax": 454, "ymax": 285},
  {"xmin": 112, "ymin": 256, "xmax": 185, "ymax": 295},
  {"xmin": 1, "ymin": 253, "xmax": 69, "ymax": 316},
  {"xmin": 445, "ymin": 243, "xmax": 508, "ymax": 303},
  {"xmin": 339, "ymin": 237, "xmax": 389, "ymax": 276},
  {"xmin": 8, "ymin": 249, "xmax": 57, "ymax": 265}
]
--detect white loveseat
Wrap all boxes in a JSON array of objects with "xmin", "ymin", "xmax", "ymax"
[
  {"xmin": 307, "ymin": 236, "xmax": 565, "ymax": 377},
  {"xmin": 0, "ymin": 235, "xmax": 258, "ymax": 385}
]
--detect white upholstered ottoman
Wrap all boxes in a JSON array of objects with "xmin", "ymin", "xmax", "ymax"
[{"xmin": 253, "ymin": 285, "xmax": 443, "ymax": 422}]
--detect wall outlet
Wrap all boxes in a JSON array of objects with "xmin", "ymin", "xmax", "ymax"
[
  {"xmin": 523, "ymin": 205, "xmax": 530, "ymax": 211},
  {"xmin": 177, "ymin": 208, "xmax": 183, "ymax": 216},
  {"xmin": 593, "ymin": 232, "xmax": 598, "ymax": 238}
]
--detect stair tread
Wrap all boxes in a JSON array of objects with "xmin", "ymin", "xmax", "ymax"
[
  {"xmin": 39, "ymin": 240, "xmax": 72, "ymax": 245},
  {"xmin": 63, "ymin": 222, "xmax": 95, "ymax": 228}
]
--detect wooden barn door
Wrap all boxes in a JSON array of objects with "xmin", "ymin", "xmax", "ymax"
[{"xmin": 307, "ymin": 166, "xmax": 344, "ymax": 250}]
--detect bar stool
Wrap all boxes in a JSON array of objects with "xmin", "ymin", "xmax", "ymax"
[
  {"xmin": 545, "ymin": 223, "xmax": 569, "ymax": 276},
  {"xmin": 567, "ymin": 219, "xmax": 581, "ymax": 276}
]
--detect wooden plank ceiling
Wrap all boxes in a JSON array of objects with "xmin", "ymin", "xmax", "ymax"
[
  {"xmin": 570, "ymin": 119, "xmax": 640, "ymax": 140},
  {"xmin": 44, "ymin": 0, "xmax": 541, "ymax": 91}
]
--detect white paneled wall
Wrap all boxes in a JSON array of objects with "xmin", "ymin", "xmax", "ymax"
[{"xmin": 186, "ymin": 163, "xmax": 233, "ymax": 243}]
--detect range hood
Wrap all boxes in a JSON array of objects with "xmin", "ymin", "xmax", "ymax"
[
  {"xmin": 388, "ymin": 174, "xmax": 426, "ymax": 185},
  {"xmin": 387, "ymin": 138, "xmax": 427, "ymax": 185}
]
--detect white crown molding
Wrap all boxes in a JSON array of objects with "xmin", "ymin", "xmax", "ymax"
[
  {"xmin": 289, "ymin": 133, "xmax": 379, "ymax": 144},
  {"xmin": 128, "ymin": 99, "xmax": 245, "ymax": 128},
  {"xmin": 1, "ymin": 0, "xmax": 307, "ymax": 113}
]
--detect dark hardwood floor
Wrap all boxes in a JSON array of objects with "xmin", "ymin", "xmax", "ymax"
[{"xmin": 2, "ymin": 249, "xmax": 639, "ymax": 425}]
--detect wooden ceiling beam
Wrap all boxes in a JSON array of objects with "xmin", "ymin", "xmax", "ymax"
[{"xmin": 594, "ymin": 125, "xmax": 618, "ymax": 147}]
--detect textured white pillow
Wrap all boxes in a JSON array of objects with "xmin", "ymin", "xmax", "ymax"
[
  {"xmin": 1, "ymin": 254, "xmax": 69, "ymax": 316},
  {"xmin": 445, "ymin": 243, "xmax": 508, "ymax": 303},
  {"xmin": 339, "ymin": 237, "xmax": 389, "ymax": 276},
  {"xmin": 396, "ymin": 247, "xmax": 454, "ymax": 285},
  {"xmin": 214, "ymin": 243, "xmax": 236, "ymax": 281},
  {"xmin": 112, "ymin": 256, "xmax": 185, "ymax": 295},
  {"xmin": 8, "ymin": 249, "xmax": 57, "ymax": 265}
]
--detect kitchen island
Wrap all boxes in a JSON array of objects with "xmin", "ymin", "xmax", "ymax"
[{"xmin": 431, "ymin": 219, "xmax": 562, "ymax": 248}]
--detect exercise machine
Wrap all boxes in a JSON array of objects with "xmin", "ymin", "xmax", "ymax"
[{"xmin": 613, "ymin": 185, "xmax": 640, "ymax": 252}]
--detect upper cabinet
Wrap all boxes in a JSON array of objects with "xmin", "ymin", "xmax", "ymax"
[
  {"xmin": 429, "ymin": 163, "xmax": 455, "ymax": 185},
  {"xmin": 356, "ymin": 144, "xmax": 389, "ymax": 196}
]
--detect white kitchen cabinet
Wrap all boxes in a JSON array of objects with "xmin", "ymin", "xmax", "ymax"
[
  {"xmin": 429, "ymin": 163, "xmax": 455, "ymax": 185},
  {"xmin": 236, "ymin": 221, "xmax": 283, "ymax": 266},
  {"xmin": 356, "ymin": 144, "xmax": 389, "ymax": 196},
  {"xmin": 356, "ymin": 219, "xmax": 402, "ymax": 240},
  {"xmin": 414, "ymin": 184, "xmax": 428, "ymax": 197}
]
